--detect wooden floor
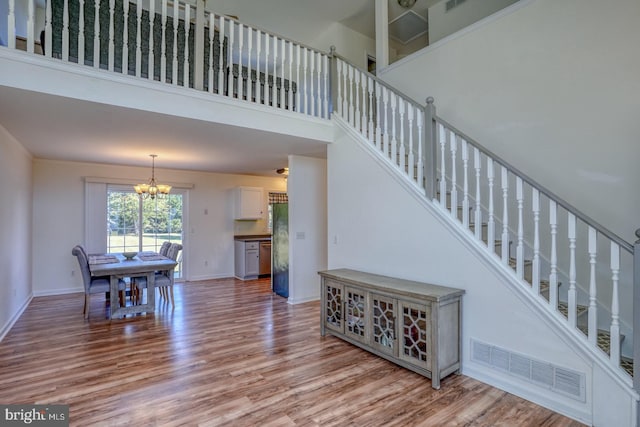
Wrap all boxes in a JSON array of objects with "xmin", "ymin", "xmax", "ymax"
[{"xmin": 0, "ymin": 278, "xmax": 585, "ymax": 426}]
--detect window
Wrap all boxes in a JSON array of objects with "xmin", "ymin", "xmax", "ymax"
[{"xmin": 107, "ymin": 185, "xmax": 184, "ymax": 279}]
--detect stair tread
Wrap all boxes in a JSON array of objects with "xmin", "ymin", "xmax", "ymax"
[{"xmin": 558, "ymin": 301, "xmax": 588, "ymax": 317}]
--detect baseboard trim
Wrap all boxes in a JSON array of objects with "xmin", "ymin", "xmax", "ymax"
[
  {"xmin": 287, "ymin": 295, "xmax": 319, "ymax": 305},
  {"xmin": 0, "ymin": 294, "xmax": 33, "ymax": 342},
  {"xmin": 34, "ymin": 287, "xmax": 82, "ymax": 297}
]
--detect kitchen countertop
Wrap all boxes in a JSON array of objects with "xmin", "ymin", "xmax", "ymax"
[{"xmin": 234, "ymin": 234, "xmax": 272, "ymax": 241}]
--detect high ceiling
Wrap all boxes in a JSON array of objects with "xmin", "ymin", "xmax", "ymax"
[{"xmin": 0, "ymin": 0, "xmax": 437, "ymax": 176}]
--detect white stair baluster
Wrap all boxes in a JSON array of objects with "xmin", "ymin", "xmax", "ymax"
[
  {"xmin": 183, "ymin": 4, "xmax": 190, "ymax": 88},
  {"xmin": 45, "ymin": 0, "xmax": 52, "ymax": 57},
  {"xmin": 161, "ymin": 0, "xmax": 167, "ymax": 82},
  {"xmin": 217, "ymin": 15, "xmax": 224, "ymax": 94},
  {"xmin": 172, "ymin": 0, "xmax": 178, "ymax": 83},
  {"xmin": 501, "ymin": 166, "xmax": 509, "ymax": 263},
  {"xmin": 532, "ymin": 189, "xmax": 540, "ymax": 295},
  {"xmin": 416, "ymin": 110, "xmax": 424, "ymax": 189},
  {"xmin": 280, "ymin": 38, "xmax": 286, "ymax": 109},
  {"xmin": 487, "ymin": 158, "xmax": 495, "ymax": 253},
  {"xmin": 287, "ymin": 42, "xmax": 293, "ymax": 109},
  {"xmin": 94, "ymin": 0, "xmax": 101, "ymax": 69},
  {"xmin": 516, "ymin": 177, "xmax": 524, "ymax": 279},
  {"xmin": 108, "ymin": 0, "xmax": 115, "ymax": 70},
  {"xmin": 238, "ymin": 24, "xmax": 244, "ymax": 99},
  {"xmin": 62, "ymin": 0, "xmax": 69, "ymax": 60},
  {"xmin": 257, "ymin": 30, "xmax": 263, "ymax": 102},
  {"xmin": 354, "ymin": 70, "xmax": 361, "ymax": 131},
  {"xmin": 549, "ymin": 200, "xmax": 558, "ymax": 310},
  {"xmin": 375, "ymin": 84, "xmax": 382, "ymax": 149},
  {"xmin": 474, "ymin": 148, "xmax": 482, "ymax": 241},
  {"xmin": 247, "ymin": 28, "xmax": 253, "ymax": 101},
  {"xmin": 610, "ymin": 242, "xmax": 621, "ymax": 366},
  {"xmin": 8, "ymin": 0, "xmax": 16, "ymax": 49},
  {"xmin": 302, "ymin": 47, "xmax": 308, "ymax": 113},
  {"xmin": 407, "ymin": 104, "xmax": 414, "ymax": 181},
  {"xmin": 78, "ymin": 0, "xmax": 85, "ymax": 63},
  {"xmin": 399, "ymin": 100, "xmax": 406, "ymax": 173},
  {"xmin": 208, "ymin": 13, "xmax": 214, "ymax": 93},
  {"xmin": 382, "ymin": 88, "xmax": 390, "ymax": 157},
  {"xmin": 271, "ymin": 36, "xmax": 277, "ymax": 106},
  {"xmin": 390, "ymin": 93, "xmax": 397, "ymax": 166},
  {"xmin": 588, "ymin": 227, "xmax": 598, "ymax": 346},
  {"xmin": 122, "ymin": 0, "xmax": 129, "ymax": 74},
  {"xmin": 449, "ymin": 132, "xmax": 458, "ymax": 218},
  {"xmin": 368, "ymin": 77, "xmax": 374, "ymax": 139},
  {"xmin": 439, "ymin": 124, "xmax": 447, "ymax": 209},
  {"xmin": 568, "ymin": 213, "xmax": 577, "ymax": 328},
  {"xmin": 316, "ymin": 52, "xmax": 322, "ymax": 116},
  {"xmin": 27, "ymin": 0, "xmax": 34, "ymax": 53},
  {"xmin": 135, "ymin": 0, "xmax": 142, "ymax": 77},
  {"xmin": 461, "ymin": 139, "xmax": 469, "ymax": 228},
  {"xmin": 336, "ymin": 59, "xmax": 343, "ymax": 117},
  {"xmin": 348, "ymin": 65, "xmax": 355, "ymax": 126}
]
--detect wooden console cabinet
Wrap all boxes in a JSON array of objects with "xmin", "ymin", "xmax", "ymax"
[{"xmin": 318, "ymin": 269, "xmax": 464, "ymax": 389}]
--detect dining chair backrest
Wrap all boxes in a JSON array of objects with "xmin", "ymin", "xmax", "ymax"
[
  {"xmin": 72, "ymin": 245, "xmax": 92, "ymax": 292},
  {"xmin": 166, "ymin": 243, "xmax": 182, "ymax": 262},
  {"xmin": 159, "ymin": 241, "xmax": 172, "ymax": 257}
]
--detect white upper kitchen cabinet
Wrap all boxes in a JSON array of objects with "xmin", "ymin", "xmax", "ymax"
[{"xmin": 234, "ymin": 186, "xmax": 264, "ymax": 220}]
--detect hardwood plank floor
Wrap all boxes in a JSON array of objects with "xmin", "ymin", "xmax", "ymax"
[{"xmin": 0, "ymin": 278, "xmax": 585, "ymax": 426}]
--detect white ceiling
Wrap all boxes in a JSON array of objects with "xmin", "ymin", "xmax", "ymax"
[{"xmin": 1, "ymin": 0, "xmax": 438, "ymax": 176}]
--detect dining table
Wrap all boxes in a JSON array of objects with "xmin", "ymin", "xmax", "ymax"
[{"xmin": 88, "ymin": 252, "xmax": 177, "ymax": 319}]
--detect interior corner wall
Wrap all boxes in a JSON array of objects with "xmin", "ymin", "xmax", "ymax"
[
  {"xmin": 380, "ymin": 0, "xmax": 640, "ymax": 242},
  {"xmin": 0, "ymin": 125, "xmax": 33, "ymax": 340},
  {"xmin": 287, "ymin": 155, "xmax": 327, "ymax": 304},
  {"xmin": 326, "ymin": 123, "xmax": 637, "ymax": 425}
]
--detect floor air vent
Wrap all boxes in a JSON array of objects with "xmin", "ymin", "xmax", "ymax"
[{"xmin": 471, "ymin": 339, "xmax": 585, "ymax": 401}]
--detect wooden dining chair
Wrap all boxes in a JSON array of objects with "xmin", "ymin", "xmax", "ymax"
[
  {"xmin": 72, "ymin": 245, "xmax": 126, "ymax": 319},
  {"xmin": 134, "ymin": 243, "xmax": 182, "ymax": 306}
]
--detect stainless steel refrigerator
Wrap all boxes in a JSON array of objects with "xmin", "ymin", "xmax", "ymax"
[{"xmin": 271, "ymin": 203, "xmax": 289, "ymax": 298}]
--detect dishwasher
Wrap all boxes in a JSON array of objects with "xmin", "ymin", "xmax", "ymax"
[{"xmin": 259, "ymin": 241, "xmax": 271, "ymax": 276}]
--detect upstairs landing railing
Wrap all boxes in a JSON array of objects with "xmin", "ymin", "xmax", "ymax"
[
  {"xmin": 331, "ymin": 50, "xmax": 639, "ymax": 385},
  {"xmin": 3, "ymin": 0, "xmax": 330, "ymax": 119}
]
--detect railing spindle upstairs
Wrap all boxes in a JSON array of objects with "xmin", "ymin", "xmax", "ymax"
[
  {"xmin": 348, "ymin": 65, "xmax": 355, "ymax": 126},
  {"xmin": 487, "ymin": 158, "xmax": 495, "ymax": 254},
  {"xmin": 516, "ymin": 177, "xmax": 524, "ymax": 279},
  {"xmin": 449, "ymin": 132, "xmax": 458, "ymax": 219},
  {"xmin": 257, "ymin": 31, "xmax": 264, "ymax": 102},
  {"xmin": 354, "ymin": 69, "xmax": 360, "ymax": 131},
  {"xmin": 532, "ymin": 189, "xmax": 540, "ymax": 295},
  {"xmin": 318, "ymin": 52, "xmax": 324, "ymax": 116},
  {"xmin": 280, "ymin": 38, "xmax": 285, "ymax": 108},
  {"xmin": 375, "ymin": 83, "xmax": 382, "ymax": 150},
  {"xmin": 474, "ymin": 148, "xmax": 482, "ymax": 240},
  {"xmin": 217, "ymin": 15, "xmax": 224, "ymax": 94},
  {"xmin": 501, "ymin": 166, "xmax": 509, "ymax": 263},
  {"xmin": 568, "ymin": 213, "xmax": 577, "ymax": 328},
  {"xmin": 93, "ymin": 0, "xmax": 100, "ymax": 69},
  {"xmin": 237, "ymin": 23, "xmax": 243, "ymax": 98},
  {"xmin": 108, "ymin": 0, "xmax": 115, "ymax": 70},
  {"xmin": 228, "ymin": 20, "xmax": 235, "ymax": 97},
  {"xmin": 27, "ymin": 0, "xmax": 34, "ymax": 53},
  {"xmin": 135, "ymin": 0, "xmax": 142, "ymax": 77},
  {"xmin": 382, "ymin": 88, "xmax": 390, "ymax": 157},
  {"xmin": 588, "ymin": 226, "xmax": 598, "ymax": 346},
  {"xmin": 208, "ymin": 13, "xmax": 214, "ymax": 93},
  {"xmin": 78, "ymin": 0, "xmax": 85, "ymax": 63},
  {"xmin": 148, "ymin": 0, "xmax": 155, "ymax": 78},
  {"xmin": 323, "ymin": 54, "xmax": 329, "ymax": 118},
  {"xmin": 122, "ymin": 0, "xmax": 129, "ymax": 74},
  {"xmin": 417, "ymin": 107, "xmax": 424, "ymax": 188},
  {"xmin": 160, "ymin": 0, "xmax": 167, "ymax": 82},
  {"xmin": 8, "ymin": 0, "xmax": 16, "ymax": 49},
  {"xmin": 247, "ymin": 28, "xmax": 254, "ymax": 101},
  {"xmin": 367, "ymin": 77, "xmax": 374, "ymax": 138},
  {"xmin": 336, "ymin": 59, "xmax": 343, "ymax": 117},
  {"xmin": 62, "ymin": 0, "xmax": 69, "ymax": 61},
  {"xmin": 461, "ymin": 139, "xmax": 469, "ymax": 229},
  {"xmin": 183, "ymin": 4, "xmax": 190, "ymax": 88},
  {"xmin": 408, "ymin": 104, "xmax": 415, "ymax": 181},
  {"xmin": 610, "ymin": 242, "xmax": 621, "ymax": 366},
  {"xmin": 439, "ymin": 124, "xmax": 446, "ymax": 209},
  {"xmin": 295, "ymin": 45, "xmax": 302, "ymax": 111},
  {"xmin": 45, "ymin": 0, "xmax": 52, "ymax": 56},
  {"xmin": 287, "ymin": 42, "xmax": 292, "ymax": 109},
  {"xmin": 271, "ymin": 35, "xmax": 277, "ymax": 106},
  {"xmin": 172, "ymin": 0, "xmax": 179, "ymax": 84},
  {"xmin": 549, "ymin": 200, "xmax": 559, "ymax": 311}
]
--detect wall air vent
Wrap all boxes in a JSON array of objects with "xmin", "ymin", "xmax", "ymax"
[
  {"xmin": 471, "ymin": 339, "xmax": 586, "ymax": 401},
  {"xmin": 446, "ymin": 0, "xmax": 467, "ymax": 12}
]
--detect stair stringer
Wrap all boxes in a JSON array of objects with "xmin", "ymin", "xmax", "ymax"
[{"xmin": 330, "ymin": 116, "xmax": 638, "ymax": 425}]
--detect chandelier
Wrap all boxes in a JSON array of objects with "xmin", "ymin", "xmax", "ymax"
[{"xmin": 134, "ymin": 154, "xmax": 171, "ymax": 199}]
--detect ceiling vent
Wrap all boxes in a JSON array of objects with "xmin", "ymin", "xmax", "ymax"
[{"xmin": 388, "ymin": 10, "xmax": 428, "ymax": 45}]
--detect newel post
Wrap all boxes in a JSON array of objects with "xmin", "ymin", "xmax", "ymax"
[
  {"xmin": 634, "ymin": 228, "xmax": 640, "ymax": 423},
  {"xmin": 424, "ymin": 97, "xmax": 437, "ymax": 199}
]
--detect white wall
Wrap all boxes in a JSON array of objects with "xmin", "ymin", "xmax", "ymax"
[
  {"xmin": 0, "ymin": 125, "xmax": 32, "ymax": 340},
  {"xmin": 287, "ymin": 155, "xmax": 327, "ymax": 304},
  {"xmin": 327, "ymin": 121, "xmax": 636, "ymax": 426},
  {"xmin": 381, "ymin": 0, "xmax": 640, "ymax": 243},
  {"xmin": 32, "ymin": 159, "xmax": 286, "ymax": 295},
  {"xmin": 428, "ymin": 0, "xmax": 519, "ymax": 44}
]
